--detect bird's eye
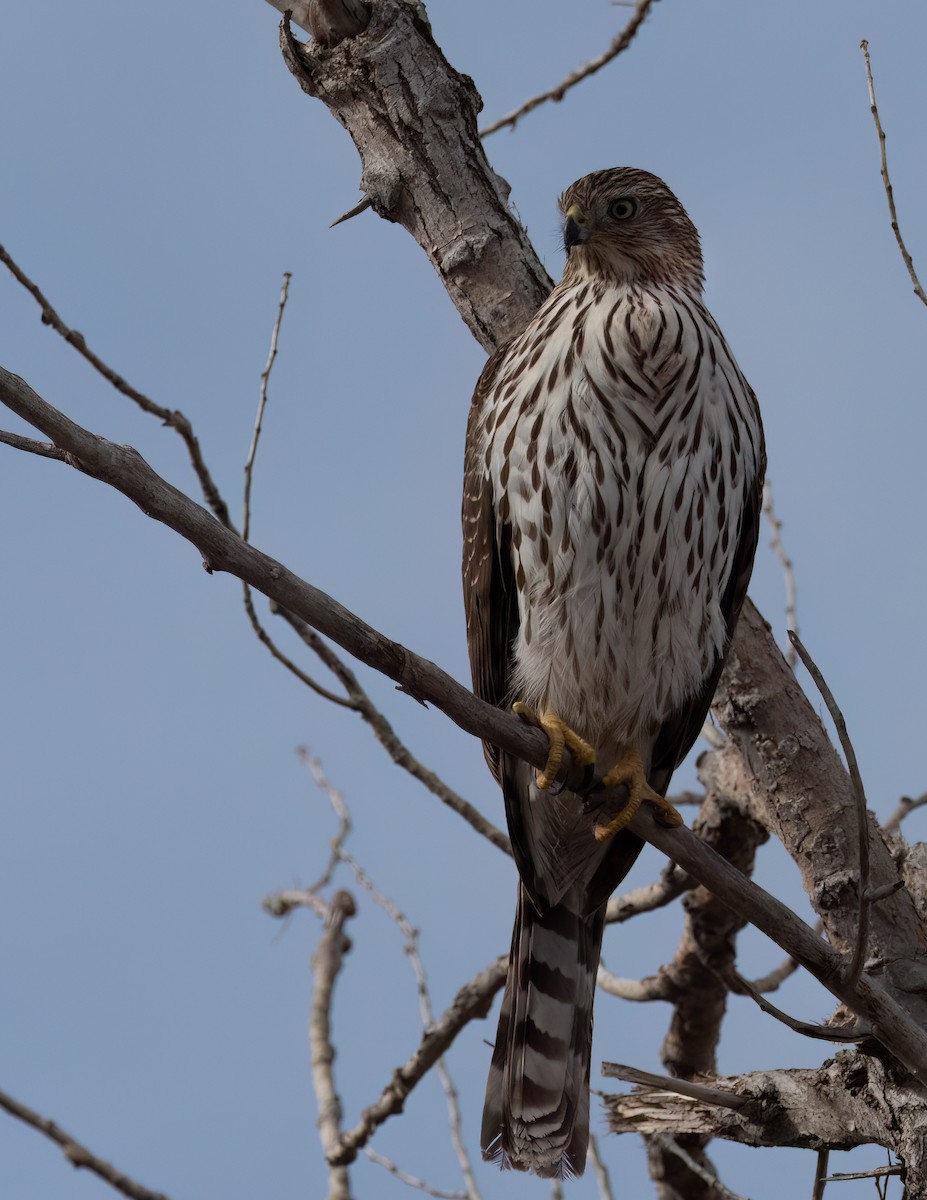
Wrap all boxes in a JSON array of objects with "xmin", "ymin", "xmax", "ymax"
[{"xmin": 608, "ymin": 197, "xmax": 638, "ymax": 220}]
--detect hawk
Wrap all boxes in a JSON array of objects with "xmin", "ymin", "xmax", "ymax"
[{"xmin": 462, "ymin": 168, "xmax": 765, "ymax": 1177}]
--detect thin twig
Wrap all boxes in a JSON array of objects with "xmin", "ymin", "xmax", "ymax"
[
  {"xmin": 821, "ymin": 1165, "xmax": 902, "ymax": 1183},
  {"xmin": 650, "ymin": 1134, "xmax": 749, "ymax": 1200},
  {"xmin": 238, "ymin": 272, "xmax": 355, "ymax": 707},
  {"xmin": 812, "ymin": 1148, "xmax": 830, "ymax": 1200},
  {"xmin": 480, "ymin": 0, "xmax": 658, "ymax": 137},
  {"xmin": 310, "ymin": 888, "xmax": 357, "ymax": 1200},
  {"xmin": 263, "ymin": 885, "xmax": 331, "ymax": 920},
  {"xmin": 745, "ymin": 952, "xmax": 800, "ymax": 996},
  {"xmin": 789, "ymin": 630, "xmax": 871, "ymax": 989},
  {"xmin": 274, "ymin": 605, "xmax": 512, "ymax": 856},
  {"xmin": 330, "ymin": 955, "xmax": 507, "ymax": 1166},
  {"xmin": 0, "ymin": 244, "xmax": 232, "ymax": 525},
  {"xmin": 883, "ymin": 791, "xmax": 927, "ymax": 833},
  {"xmin": 299, "ymin": 749, "xmax": 354, "ymax": 895},
  {"xmin": 243, "ymin": 588, "xmax": 358, "ymax": 706},
  {"xmin": 549, "ymin": 1181, "xmax": 564, "ymax": 1200},
  {"xmin": 762, "ymin": 480, "xmax": 799, "ymax": 667},
  {"xmin": 587, "ymin": 1134, "xmax": 616, "ymax": 1200},
  {"xmin": 243, "ymin": 272, "xmax": 291, "ymax": 543},
  {"xmin": 597, "ymin": 965, "xmax": 670, "ymax": 1002},
  {"xmin": 315, "ymin": 776, "xmax": 482, "ymax": 1200},
  {"xmin": 363, "ymin": 1148, "xmax": 467, "ymax": 1200},
  {"xmin": 601, "ymin": 1064, "xmax": 750, "ymax": 1114},
  {"xmin": 605, "ymin": 864, "xmax": 692, "ymax": 924},
  {"xmin": 0, "ymin": 429, "xmax": 69, "ymax": 460},
  {"xmin": 860, "ymin": 41, "xmax": 927, "ymax": 308},
  {"xmin": 731, "ymin": 968, "xmax": 869, "ymax": 1044},
  {"xmin": 0, "ymin": 1087, "xmax": 173, "ymax": 1200}
]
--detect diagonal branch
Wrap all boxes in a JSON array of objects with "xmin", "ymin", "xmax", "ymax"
[
  {"xmin": 329, "ymin": 955, "xmax": 507, "ymax": 1165},
  {"xmin": 274, "ymin": 605, "xmax": 511, "ymax": 855},
  {"xmin": 0, "ymin": 1087, "xmax": 173, "ymax": 1200},
  {"xmin": 480, "ymin": 0, "xmax": 660, "ymax": 137},
  {"xmin": 0, "ymin": 244, "xmax": 231, "ymax": 525},
  {"xmin": 5, "ymin": 361, "xmax": 927, "ymax": 1086}
]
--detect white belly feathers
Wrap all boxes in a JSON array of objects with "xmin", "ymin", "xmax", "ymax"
[{"xmin": 481, "ymin": 281, "xmax": 761, "ymax": 752}]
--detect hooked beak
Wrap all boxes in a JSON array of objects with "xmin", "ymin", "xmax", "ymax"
[{"xmin": 563, "ymin": 203, "xmax": 590, "ymax": 251}]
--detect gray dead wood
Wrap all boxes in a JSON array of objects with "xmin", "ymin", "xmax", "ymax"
[{"xmin": 606, "ymin": 1050, "xmax": 927, "ymax": 1196}]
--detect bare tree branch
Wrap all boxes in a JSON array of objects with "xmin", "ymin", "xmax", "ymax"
[
  {"xmin": 788, "ymin": 631, "xmax": 870, "ymax": 990},
  {"xmin": 0, "ymin": 1087, "xmax": 173, "ymax": 1200},
  {"xmin": 605, "ymin": 1051, "xmax": 927, "ymax": 1193},
  {"xmin": 762, "ymin": 480, "xmax": 799, "ymax": 668},
  {"xmin": 480, "ymin": 0, "xmax": 660, "ymax": 137},
  {"xmin": 860, "ymin": 40, "xmax": 927, "ymax": 309},
  {"xmin": 743, "ymin": 951, "xmax": 800, "ymax": 996},
  {"xmin": 602, "ymin": 1063, "xmax": 750, "ymax": 1113},
  {"xmin": 647, "ymin": 1134, "xmax": 749, "ymax": 1200},
  {"xmin": 728, "ymin": 968, "xmax": 869, "ymax": 1045},
  {"xmin": 243, "ymin": 271, "xmax": 291, "ymax": 543},
  {"xmin": 597, "ymin": 968, "xmax": 671, "ymax": 1002},
  {"xmin": 329, "ymin": 955, "xmax": 507, "ymax": 1165},
  {"xmin": 278, "ymin": 4, "xmax": 552, "ymax": 352},
  {"xmin": 812, "ymin": 1149, "xmax": 829, "ymax": 1200},
  {"xmin": 884, "ymin": 791, "xmax": 927, "ymax": 833},
  {"xmin": 822, "ymin": 1164, "xmax": 902, "ymax": 1184},
  {"xmin": 307, "ymin": 756, "xmax": 482, "ymax": 1200},
  {"xmin": 363, "ymin": 1148, "xmax": 467, "ymax": 1200},
  {"xmin": 587, "ymin": 1134, "xmax": 616, "ymax": 1200},
  {"xmin": 0, "ymin": 428, "xmax": 68, "ymax": 460},
  {"xmin": 274, "ymin": 605, "xmax": 511, "ymax": 856},
  {"xmin": 711, "ymin": 604, "xmax": 927, "ymax": 1031},
  {"xmin": 300, "ymin": 749, "xmax": 355, "ymax": 894},
  {"xmin": 0, "ymin": 244, "xmax": 231, "ymax": 525},
  {"xmin": 4, "ymin": 361, "xmax": 927, "ymax": 1087},
  {"xmin": 310, "ymin": 888, "xmax": 357, "ymax": 1200},
  {"xmin": 238, "ymin": 273, "xmax": 359, "ymax": 708},
  {"xmin": 605, "ymin": 864, "xmax": 692, "ymax": 925}
]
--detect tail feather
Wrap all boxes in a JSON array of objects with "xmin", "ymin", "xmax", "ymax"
[{"xmin": 482, "ymin": 886, "xmax": 604, "ymax": 1178}]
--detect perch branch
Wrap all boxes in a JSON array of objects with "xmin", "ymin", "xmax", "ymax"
[{"xmin": 4, "ymin": 363, "xmax": 927, "ymax": 1085}]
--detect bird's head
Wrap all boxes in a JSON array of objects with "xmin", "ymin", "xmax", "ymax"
[{"xmin": 559, "ymin": 168, "xmax": 705, "ymax": 292}]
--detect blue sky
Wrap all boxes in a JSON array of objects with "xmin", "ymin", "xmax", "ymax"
[{"xmin": 2, "ymin": 2, "xmax": 926, "ymax": 1197}]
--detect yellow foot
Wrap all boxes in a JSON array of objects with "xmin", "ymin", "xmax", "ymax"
[
  {"xmin": 593, "ymin": 745, "xmax": 684, "ymax": 842},
  {"xmin": 512, "ymin": 703, "xmax": 596, "ymax": 791}
]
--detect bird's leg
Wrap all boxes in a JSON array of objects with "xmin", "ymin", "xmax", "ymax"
[
  {"xmin": 512, "ymin": 703, "xmax": 597, "ymax": 791},
  {"xmin": 593, "ymin": 745, "xmax": 683, "ymax": 842}
]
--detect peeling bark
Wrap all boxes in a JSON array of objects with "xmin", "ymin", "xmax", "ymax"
[
  {"xmin": 711, "ymin": 603, "xmax": 927, "ymax": 1024},
  {"xmin": 278, "ymin": 0, "xmax": 551, "ymax": 351},
  {"xmin": 606, "ymin": 1051, "xmax": 927, "ymax": 1197}
]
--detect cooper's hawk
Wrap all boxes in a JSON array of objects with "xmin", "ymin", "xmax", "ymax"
[{"xmin": 462, "ymin": 168, "xmax": 765, "ymax": 1178}]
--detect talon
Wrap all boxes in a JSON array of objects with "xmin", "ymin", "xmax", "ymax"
[
  {"xmin": 511, "ymin": 703, "xmax": 596, "ymax": 791},
  {"xmin": 594, "ymin": 745, "xmax": 684, "ymax": 841}
]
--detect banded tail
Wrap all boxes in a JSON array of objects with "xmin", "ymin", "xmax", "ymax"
[{"xmin": 481, "ymin": 885, "xmax": 604, "ymax": 1178}]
